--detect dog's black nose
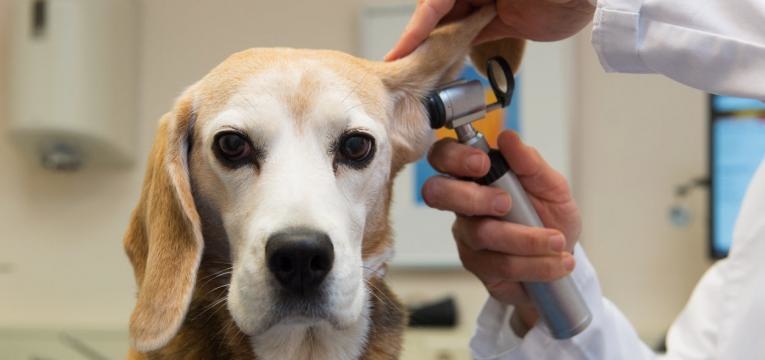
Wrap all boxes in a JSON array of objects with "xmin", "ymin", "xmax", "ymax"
[{"xmin": 266, "ymin": 229, "xmax": 334, "ymax": 296}]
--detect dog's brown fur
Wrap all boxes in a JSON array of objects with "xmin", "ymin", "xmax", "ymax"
[{"xmin": 124, "ymin": 7, "xmax": 523, "ymax": 359}]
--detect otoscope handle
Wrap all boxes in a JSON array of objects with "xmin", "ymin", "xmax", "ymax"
[{"xmin": 474, "ymin": 147, "xmax": 592, "ymax": 339}]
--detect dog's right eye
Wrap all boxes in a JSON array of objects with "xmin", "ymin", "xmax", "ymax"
[{"xmin": 213, "ymin": 131, "xmax": 254, "ymax": 167}]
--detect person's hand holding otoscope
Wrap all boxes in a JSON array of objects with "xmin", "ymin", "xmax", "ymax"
[
  {"xmin": 385, "ymin": 0, "xmax": 595, "ymax": 338},
  {"xmin": 421, "ymin": 58, "xmax": 591, "ymax": 337}
]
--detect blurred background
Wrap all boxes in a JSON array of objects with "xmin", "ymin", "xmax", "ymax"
[{"xmin": 1, "ymin": 0, "xmax": 751, "ymax": 358}]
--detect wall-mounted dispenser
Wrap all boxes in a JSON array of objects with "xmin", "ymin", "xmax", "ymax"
[{"xmin": 7, "ymin": 0, "xmax": 137, "ymax": 171}]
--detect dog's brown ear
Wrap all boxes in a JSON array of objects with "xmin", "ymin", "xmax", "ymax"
[
  {"xmin": 373, "ymin": 6, "xmax": 524, "ymax": 168},
  {"xmin": 123, "ymin": 94, "xmax": 203, "ymax": 352},
  {"xmin": 469, "ymin": 38, "xmax": 526, "ymax": 77}
]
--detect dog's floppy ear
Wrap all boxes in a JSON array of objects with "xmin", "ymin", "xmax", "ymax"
[
  {"xmin": 469, "ymin": 37, "xmax": 526, "ymax": 77},
  {"xmin": 373, "ymin": 6, "xmax": 525, "ymax": 168},
  {"xmin": 123, "ymin": 93, "xmax": 203, "ymax": 352}
]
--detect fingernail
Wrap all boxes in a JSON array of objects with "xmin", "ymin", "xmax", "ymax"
[
  {"xmin": 466, "ymin": 154, "xmax": 485, "ymax": 174},
  {"xmin": 424, "ymin": 182, "xmax": 442, "ymax": 203},
  {"xmin": 549, "ymin": 235, "xmax": 565, "ymax": 252},
  {"xmin": 563, "ymin": 255, "xmax": 575, "ymax": 271},
  {"xmin": 493, "ymin": 194, "xmax": 510, "ymax": 214}
]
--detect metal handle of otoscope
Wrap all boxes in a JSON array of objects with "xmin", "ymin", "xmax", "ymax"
[{"xmin": 423, "ymin": 57, "xmax": 592, "ymax": 339}]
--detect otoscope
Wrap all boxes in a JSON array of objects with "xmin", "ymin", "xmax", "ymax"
[{"xmin": 423, "ymin": 57, "xmax": 592, "ymax": 339}]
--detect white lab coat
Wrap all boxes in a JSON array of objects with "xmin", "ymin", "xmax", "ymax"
[{"xmin": 470, "ymin": 0, "xmax": 765, "ymax": 358}]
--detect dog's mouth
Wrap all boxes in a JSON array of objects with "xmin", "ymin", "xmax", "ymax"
[
  {"xmin": 268, "ymin": 289, "xmax": 333, "ymax": 327},
  {"xmin": 263, "ymin": 294, "xmax": 340, "ymax": 329}
]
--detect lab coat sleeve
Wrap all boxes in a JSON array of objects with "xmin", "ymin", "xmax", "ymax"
[
  {"xmin": 660, "ymin": 261, "xmax": 726, "ymax": 359},
  {"xmin": 591, "ymin": 0, "xmax": 765, "ymax": 99},
  {"xmin": 469, "ymin": 244, "xmax": 656, "ymax": 359}
]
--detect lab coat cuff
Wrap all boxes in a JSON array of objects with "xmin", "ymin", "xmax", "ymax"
[
  {"xmin": 470, "ymin": 244, "xmax": 600, "ymax": 359},
  {"xmin": 591, "ymin": 0, "xmax": 652, "ymax": 73},
  {"xmin": 470, "ymin": 297, "xmax": 524, "ymax": 359}
]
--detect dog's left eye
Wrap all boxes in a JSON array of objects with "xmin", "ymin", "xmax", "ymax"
[
  {"xmin": 336, "ymin": 132, "xmax": 375, "ymax": 168},
  {"xmin": 213, "ymin": 131, "xmax": 254, "ymax": 167}
]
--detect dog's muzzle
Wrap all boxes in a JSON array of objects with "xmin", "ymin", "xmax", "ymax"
[{"xmin": 266, "ymin": 228, "xmax": 334, "ymax": 297}]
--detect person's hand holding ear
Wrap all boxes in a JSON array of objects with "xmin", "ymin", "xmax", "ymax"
[
  {"xmin": 385, "ymin": 0, "xmax": 595, "ymax": 61},
  {"xmin": 422, "ymin": 130, "xmax": 581, "ymax": 331}
]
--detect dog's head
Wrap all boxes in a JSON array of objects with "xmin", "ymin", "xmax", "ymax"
[{"xmin": 124, "ymin": 7, "xmax": 523, "ymax": 352}]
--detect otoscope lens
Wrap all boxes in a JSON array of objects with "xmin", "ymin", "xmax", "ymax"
[{"xmin": 423, "ymin": 94, "xmax": 446, "ymax": 129}]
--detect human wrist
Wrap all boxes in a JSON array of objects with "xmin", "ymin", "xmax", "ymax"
[{"xmin": 509, "ymin": 304, "xmax": 539, "ymax": 337}]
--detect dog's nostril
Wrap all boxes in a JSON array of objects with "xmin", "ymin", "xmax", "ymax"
[
  {"xmin": 277, "ymin": 255, "xmax": 294, "ymax": 273},
  {"xmin": 265, "ymin": 228, "xmax": 334, "ymax": 295},
  {"xmin": 310, "ymin": 255, "xmax": 326, "ymax": 272}
]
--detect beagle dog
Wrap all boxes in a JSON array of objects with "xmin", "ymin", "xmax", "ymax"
[{"xmin": 123, "ymin": 7, "xmax": 523, "ymax": 359}]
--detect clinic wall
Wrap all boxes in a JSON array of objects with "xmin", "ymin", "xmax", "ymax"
[{"xmin": 572, "ymin": 29, "xmax": 712, "ymax": 343}]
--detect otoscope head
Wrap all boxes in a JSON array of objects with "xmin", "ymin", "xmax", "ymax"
[
  {"xmin": 423, "ymin": 79, "xmax": 487, "ymax": 129},
  {"xmin": 422, "ymin": 56, "xmax": 515, "ymax": 130}
]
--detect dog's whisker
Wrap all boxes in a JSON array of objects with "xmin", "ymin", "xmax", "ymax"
[
  {"xmin": 192, "ymin": 295, "xmax": 229, "ymax": 321},
  {"xmin": 200, "ymin": 270, "xmax": 233, "ymax": 284},
  {"xmin": 208, "ymin": 282, "xmax": 232, "ymax": 294},
  {"xmin": 206, "ymin": 261, "xmax": 235, "ymax": 266},
  {"xmin": 364, "ymin": 283, "xmax": 385, "ymax": 305},
  {"xmin": 213, "ymin": 297, "xmax": 238, "ymax": 340},
  {"xmin": 199, "ymin": 268, "xmax": 233, "ymax": 282},
  {"xmin": 198, "ymin": 269, "xmax": 233, "ymax": 289},
  {"xmin": 361, "ymin": 265, "xmax": 386, "ymax": 278},
  {"xmin": 363, "ymin": 278, "xmax": 395, "ymax": 308},
  {"xmin": 201, "ymin": 261, "xmax": 234, "ymax": 270},
  {"xmin": 205, "ymin": 295, "xmax": 229, "ymax": 312},
  {"xmin": 370, "ymin": 284, "xmax": 395, "ymax": 308}
]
